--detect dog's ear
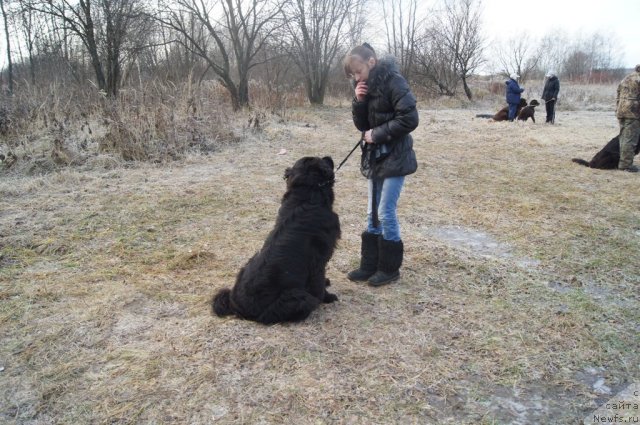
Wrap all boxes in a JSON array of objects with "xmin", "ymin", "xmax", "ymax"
[
  {"xmin": 322, "ymin": 156, "xmax": 334, "ymax": 169},
  {"xmin": 284, "ymin": 167, "xmax": 292, "ymax": 181}
]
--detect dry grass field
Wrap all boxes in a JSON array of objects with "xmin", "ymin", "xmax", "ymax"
[{"xmin": 1, "ymin": 100, "xmax": 639, "ymax": 423}]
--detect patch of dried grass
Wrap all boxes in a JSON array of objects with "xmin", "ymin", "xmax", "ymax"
[{"xmin": 0, "ymin": 105, "xmax": 638, "ymax": 424}]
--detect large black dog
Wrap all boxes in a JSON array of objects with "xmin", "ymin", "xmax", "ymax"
[
  {"xmin": 572, "ymin": 134, "xmax": 640, "ymax": 169},
  {"xmin": 212, "ymin": 156, "xmax": 341, "ymax": 324}
]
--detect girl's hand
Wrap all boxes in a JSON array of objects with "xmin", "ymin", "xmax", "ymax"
[
  {"xmin": 355, "ymin": 81, "xmax": 368, "ymax": 102},
  {"xmin": 364, "ymin": 130, "xmax": 373, "ymax": 144}
]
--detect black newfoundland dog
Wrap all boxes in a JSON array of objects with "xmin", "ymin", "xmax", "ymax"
[
  {"xmin": 212, "ymin": 156, "xmax": 341, "ymax": 324},
  {"xmin": 572, "ymin": 134, "xmax": 640, "ymax": 169}
]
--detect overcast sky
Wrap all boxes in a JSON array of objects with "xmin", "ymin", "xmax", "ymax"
[{"xmin": 481, "ymin": 0, "xmax": 639, "ymax": 68}]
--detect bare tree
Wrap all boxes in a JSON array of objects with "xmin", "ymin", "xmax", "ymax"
[
  {"xmin": 159, "ymin": 0, "xmax": 283, "ymax": 110},
  {"xmin": 16, "ymin": 0, "xmax": 39, "ymax": 85},
  {"xmin": 343, "ymin": 0, "xmax": 366, "ymax": 49},
  {"xmin": 0, "ymin": 0, "xmax": 13, "ymax": 93},
  {"xmin": 415, "ymin": 25, "xmax": 459, "ymax": 96},
  {"xmin": 537, "ymin": 29, "xmax": 569, "ymax": 78},
  {"xmin": 33, "ymin": 0, "xmax": 148, "ymax": 96},
  {"xmin": 102, "ymin": 0, "xmax": 150, "ymax": 96},
  {"xmin": 432, "ymin": 0, "xmax": 484, "ymax": 100},
  {"xmin": 492, "ymin": 32, "xmax": 543, "ymax": 83},
  {"xmin": 282, "ymin": 0, "xmax": 361, "ymax": 105},
  {"xmin": 35, "ymin": 0, "xmax": 106, "ymax": 91},
  {"xmin": 381, "ymin": 0, "xmax": 419, "ymax": 79}
]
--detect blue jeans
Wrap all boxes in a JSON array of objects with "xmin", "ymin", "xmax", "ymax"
[
  {"xmin": 508, "ymin": 103, "xmax": 518, "ymax": 121},
  {"xmin": 367, "ymin": 176, "xmax": 405, "ymax": 241}
]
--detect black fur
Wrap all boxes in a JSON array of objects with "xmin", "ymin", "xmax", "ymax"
[
  {"xmin": 517, "ymin": 99, "xmax": 540, "ymax": 122},
  {"xmin": 572, "ymin": 134, "xmax": 640, "ymax": 169},
  {"xmin": 212, "ymin": 156, "xmax": 341, "ymax": 324}
]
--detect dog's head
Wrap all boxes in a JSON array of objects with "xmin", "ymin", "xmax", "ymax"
[
  {"xmin": 528, "ymin": 99, "xmax": 540, "ymax": 107},
  {"xmin": 519, "ymin": 98, "xmax": 527, "ymax": 107},
  {"xmin": 284, "ymin": 156, "xmax": 335, "ymax": 190}
]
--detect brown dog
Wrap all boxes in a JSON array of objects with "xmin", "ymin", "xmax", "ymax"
[
  {"xmin": 517, "ymin": 99, "xmax": 540, "ymax": 122},
  {"xmin": 476, "ymin": 98, "xmax": 528, "ymax": 121}
]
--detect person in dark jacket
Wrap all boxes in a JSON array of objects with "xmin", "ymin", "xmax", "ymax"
[
  {"xmin": 541, "ymin": 70, "xmax": 560, "ymax": 124},
  {"xmin": 615, "ymin": 64, "xmax": 640, "ymax": 172},
  {"xmin": 343, "ymin": 43, "xmax": 419, "ymax": 286},
  {"xmin": 506, "ymin": 73, "xmax": 525, "ymax": 121}
]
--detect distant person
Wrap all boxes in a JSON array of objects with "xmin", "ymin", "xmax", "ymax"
[
  {"xmin": 506, "ymin": 73, "xmax": 524, "ymax": 121},
  {"xmin": 616, "ymin": 64, "xmax": 640, "ymax": 172},
  {"xmin": 541, "ymin": 70, "xmax": 560, "ymax": 124}
]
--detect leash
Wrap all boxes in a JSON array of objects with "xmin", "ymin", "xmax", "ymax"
[
  {"xmin": 335, "ymin": 134, "xmax": 364, "ymax": 173},
  {"xmin": 334, "ymin": 132, "xmax": 379, "ymax": 227},
  {"xmin": 370, "ymin": 148, "xmax": 379, "ymax": 228}
]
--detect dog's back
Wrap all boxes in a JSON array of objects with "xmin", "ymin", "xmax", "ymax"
[
  {"xmin": 572, "ymin": 136, "xmax": 621, "ymax": 169},
  {"xmin": 211, "ymin": 156, "xmax": 340, "ymax": 324},
  {"xmin": 571, "ymin": 135, "xmax": 640, "ymax": 169}
]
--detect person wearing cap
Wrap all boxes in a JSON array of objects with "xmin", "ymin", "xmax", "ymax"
[
  {"xmin": 506, "ymin": 73, "xmax": 524, "ymax": 121},
  {"xmin": 542, "ymin": 70, "xmax": 560, "ymax": 124},
  {"xmin": 616, "ymin": 64, "xmax": 640, "ymax": 172}
]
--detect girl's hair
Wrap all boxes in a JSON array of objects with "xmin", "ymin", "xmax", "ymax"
[{"xmin": 343, "ymin": 43, "xmax": 377, "ymax": 78}]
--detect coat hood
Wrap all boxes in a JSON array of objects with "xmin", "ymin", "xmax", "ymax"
[{"xmin": 367, "ymin": 56, "xmax": 400, "ymax": 90}]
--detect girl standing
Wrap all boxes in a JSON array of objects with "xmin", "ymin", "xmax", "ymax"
[{"xmin": 343, "ymin": 43, "xmax": 419, "ymax": 286}]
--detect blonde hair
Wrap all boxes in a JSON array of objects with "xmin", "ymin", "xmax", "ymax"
[{"xmin": 343, "ymin": 43, "xmax": 377, "ymax": 78}]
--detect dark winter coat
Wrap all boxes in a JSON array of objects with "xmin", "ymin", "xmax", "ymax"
[
  {"xmin": 505, "ymin": 78, "xmax": 524, "ymax": 105},
  {"xmin": 351, "ymin": 57, "xmax": 419, "ymax": 179},
  {"xmin": 542, "ymin": 76, "xmax": 560, "ymax": 101},
  {"xmin": 616, "ymin": 70, "xmax": 640, "ymax": 120}
]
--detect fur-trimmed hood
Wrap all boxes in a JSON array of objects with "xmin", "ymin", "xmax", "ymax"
[{"xmin": 366, "ymin": 56, "xmax": 400, "ymax": 93}]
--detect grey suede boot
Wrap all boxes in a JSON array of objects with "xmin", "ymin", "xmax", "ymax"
[
  {"xmin": 347, "ymin": 232, "xmax": 379, "ymax": 281},
  {"xmin": 368, "ymin": 239, "xmax": 403, "ymax": 287}
]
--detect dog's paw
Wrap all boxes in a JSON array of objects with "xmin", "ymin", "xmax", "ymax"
[
  {"xmin": 325, "ymin": 278, "xmax": 331, "ymax": 287},
  {"xmin": 323, "ymin": 292, "xmax": 338, "ymax": 303}
]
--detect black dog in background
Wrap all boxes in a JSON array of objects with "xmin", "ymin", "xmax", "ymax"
[
  {"xmin": 516, "ymin": 99, "xmax": 540, "ymax": 122},
  {"xmin": 212, "ymin": 156, "xmax": 341, "ymax": 324},
  {"xmin": 572, "ymin": 134, "xmax": 640, "ymax": 169}
]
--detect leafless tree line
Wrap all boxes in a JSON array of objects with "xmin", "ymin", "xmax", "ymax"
[
  {"xmin": 0, "ymin": 0, "xmax": 628, "ymax": 108},
  {"xmin": 490, "ymin": 29, "xmax": 626, "ymax": 84}
]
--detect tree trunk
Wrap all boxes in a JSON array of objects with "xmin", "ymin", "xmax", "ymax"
[
  {"xmin": 87, "ymin": 40, "xmax": 107, "ymax": 93},
  {"xmin": 221, "ymin": 78, "xmax": 240, "ymax": 111},
  {"xmin": 237, "ymin": 77, "xmax": 249, "ymax": 109},
  {"xmin": 307, "ymin": 77, "xmax": 326, "ymax": 105},
  {"xmin": 0, "ymin": 0, "xmax": 13, "ymax": 94},
  {"xmin": 461, "ymin": 76, "xmax": 473, "ymax": 100},
  {"xmin": 80, "ymin": 0, "xmax": 107, "ymax": 94},
  {"xmin": 106, "ymin": 57, "xmax": 119, "ymax": 97}
]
